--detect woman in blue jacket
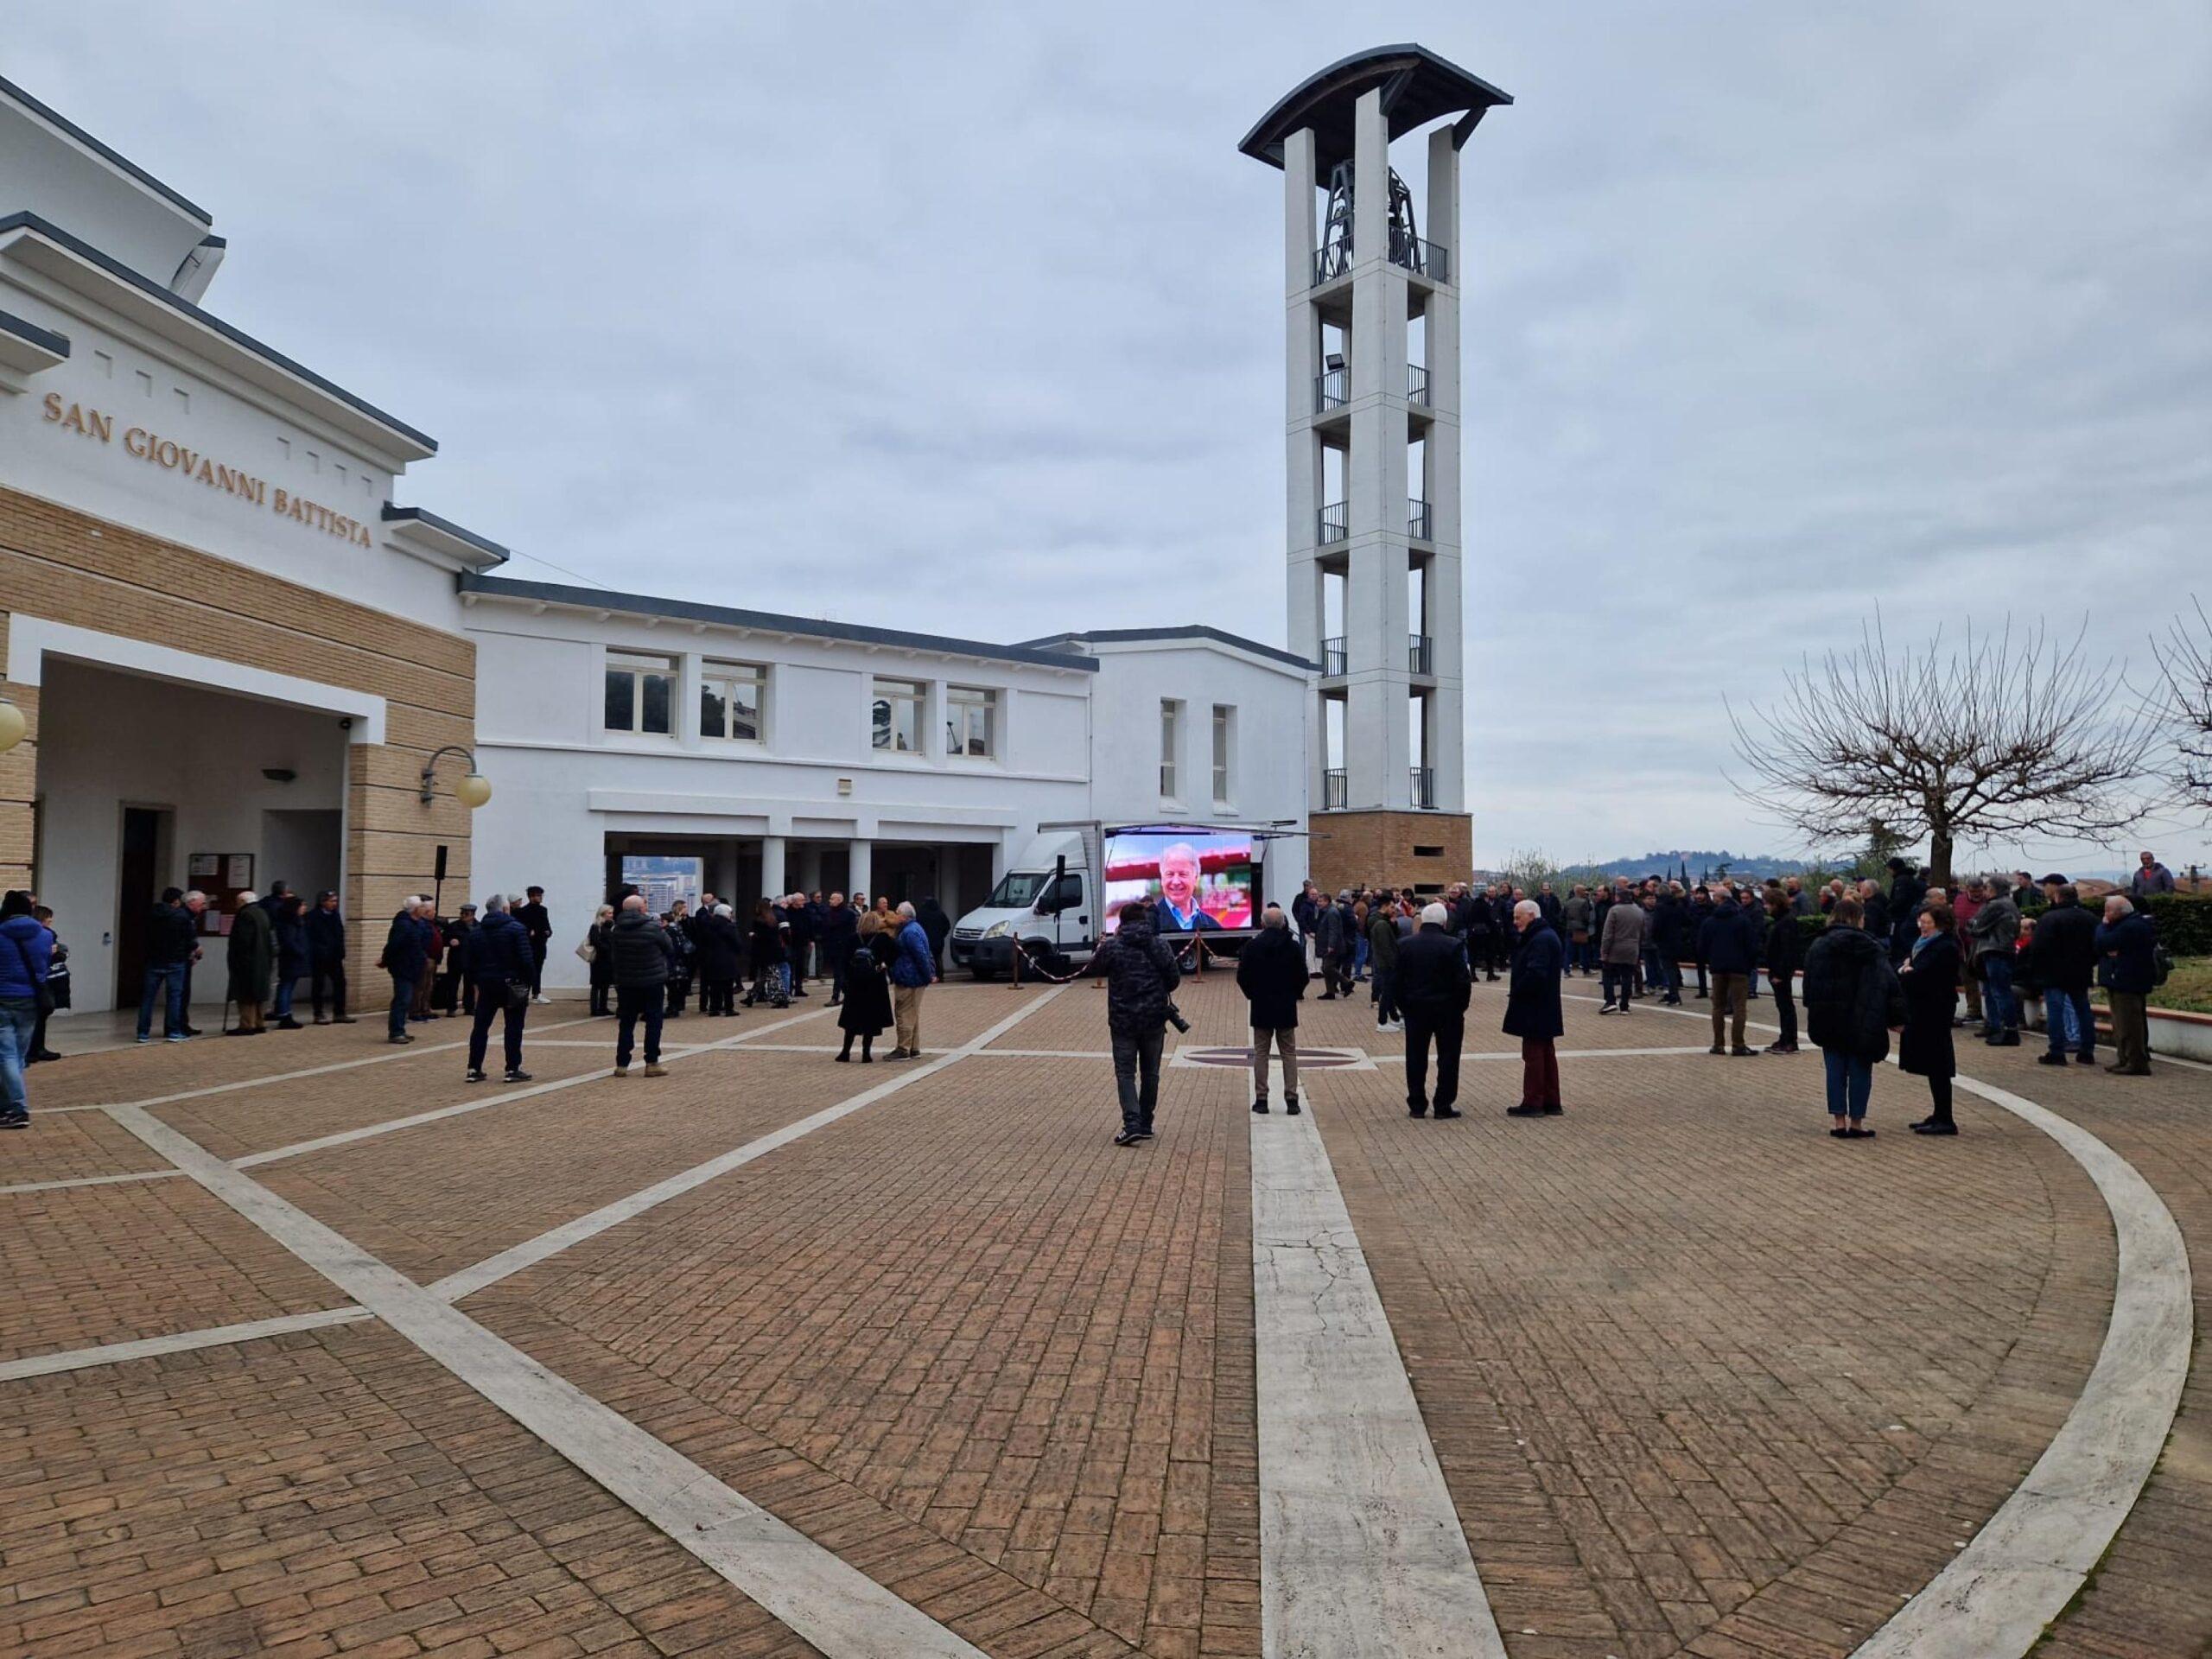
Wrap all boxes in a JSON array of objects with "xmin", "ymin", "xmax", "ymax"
[{"xmin": 0, "ymin": 888, "xmax": 52, "ymax": 1128}]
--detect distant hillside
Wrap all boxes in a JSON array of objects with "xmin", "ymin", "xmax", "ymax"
[{"xmin": 1579, "ymin": 849, "xmax": 1812, "ymax": 881}]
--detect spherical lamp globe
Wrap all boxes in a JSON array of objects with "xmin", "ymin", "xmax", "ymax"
[{"xmin": 455, "ymin": 772, "xmax": 493, "ymax": 809}]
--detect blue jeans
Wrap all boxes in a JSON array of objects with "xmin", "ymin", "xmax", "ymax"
[
  {"xmin": 272, "ymin": 976, "xmax": 296, "ymax": 1020},
  {"xmin": 1822, "ymin": 1048, "xmax": 1873, "ymax": 1120},
  {"xmin": 1352, "ymin": 933, "xmax": 1370, "ymax": 979},
  {"xmin": 137, "ymin": 961, "xmax": 188, "ymax": 1039},
  {"xmin": 389, "ymin": 975, "xmax": 416, "ymax": 1038},
  {"xmin": 2044, "ymin": 988, "xmax": 2094, "ymax": 1058},
  {"xmin": 1981, "ymin": 956, "xmax": 2019, "ymax": 1033},
  {"xmin": 0, "ymin": 997, "xmax": 37, "ymax": 1117}
]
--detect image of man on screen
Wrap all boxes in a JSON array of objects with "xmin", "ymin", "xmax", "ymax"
[{"xmin": 1155, "ymin": 843, "xmax": 1221, "ymax": 932}]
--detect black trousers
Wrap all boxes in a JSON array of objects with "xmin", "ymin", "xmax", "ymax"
[
  {"xmin": 529, "ymin": 941, "xmax": 548, "ymax": 996},
  {"xmin": 616, "ymin": 983, "xmax": 664, "ymax": 1067},
  {"xmin": 666, "ymin": 971, "xmax": 690, "ymax": 1014},
  {"xmin": 468, "ymin": 987, "xmax": 526, "ymax": 1074},
  {"xmin": 1403, "ymin": 1008, "xmax": 1464, "ymax": 1111},
  {"xmin": 702, "ymin": 976, "xmax": 734, "ymax": 1015},
  {"xmin": 1927, "ymin": 1073, "xmax": 1954, "ymax": 1126},
  {"xmin": 1770, "ymin": 976, "xmax": 1798, "ymax": 1046},
  {"xmin": 310, "ymin": 962, "xmax": 347, "ymax": 1020},
  {"xmin": 1110, "ymin": 1025, "xmax": 1166, "ymax": 1133}
]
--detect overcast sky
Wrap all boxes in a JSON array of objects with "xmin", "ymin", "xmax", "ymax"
[{"xmin": 16, "ymin": 3, "xmax": 2210, "ymax": 870}]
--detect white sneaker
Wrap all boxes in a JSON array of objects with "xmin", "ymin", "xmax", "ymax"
[{"xmin": 531, "ymin": 995, "xmax": 551, "ymax": 1005}]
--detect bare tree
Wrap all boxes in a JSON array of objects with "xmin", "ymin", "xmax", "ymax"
[
  {"xmin": 2151, "ymin": 598, "xmax": 2212, "ymax": 810},
  {"xmin": 1727, "ymin": 618, "xmax": 2156, "ymax": 888}
]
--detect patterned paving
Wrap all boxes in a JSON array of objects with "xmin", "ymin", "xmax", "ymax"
[{"xmin": 0, "ymin": 976, "xmax": 2202, "ymax": 1657}]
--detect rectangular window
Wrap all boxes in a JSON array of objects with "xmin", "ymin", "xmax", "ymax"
[
  {"xmin": 1211, "ymin": 704, "xmax": 1233, "ymax": 805},
  {"xmin": 871, "ymin": 677, "xmax": 925, "ymax": 753},
  {"xmin": 605, "ymin": 652, "xmax": 677, "ymax": 735},
  {"xmin": 945, "ymin": 685, "xmax": 997, "ymax": 759},
  {"xmin": 1160, "ymin": 699, "xmax": 1182, "ymax": 800},
  {"xmin": 700, "ymin": 660, "xmax": 766, "ymax": 742}
]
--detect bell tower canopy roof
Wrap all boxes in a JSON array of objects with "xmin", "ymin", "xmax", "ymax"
[{"xmin": 1237, "ymin": 43, "xmax": 1511, "ymax": 174}]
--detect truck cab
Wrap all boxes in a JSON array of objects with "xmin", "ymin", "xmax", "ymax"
[{"xmin": 950, "ymin": 830, "xmax": 1095, "ymax": 978}]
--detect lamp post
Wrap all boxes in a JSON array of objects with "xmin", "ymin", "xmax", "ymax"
[{"xmin": 419, "ymin": 745, "xmax": 491, "ymax": 809}]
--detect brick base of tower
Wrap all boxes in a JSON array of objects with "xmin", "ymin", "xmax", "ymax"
[{"xmin": 1306, "ymin": 810, "xmax": 1472, "ymax": 897}]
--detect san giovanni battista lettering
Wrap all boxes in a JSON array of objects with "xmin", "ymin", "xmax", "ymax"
[{"xmin": 40, "ymin": 392, "xmax": 374, "ymax": 549}]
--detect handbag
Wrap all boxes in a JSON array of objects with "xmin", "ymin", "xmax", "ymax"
[
  {"xmin": 503, "ymin": 978, "xmax": 532, "ymax": 1014},
  {"xmin": 9, "ymin": 930, "xmax": 55, "ymax": 1018},
  {"xmin": 575, "ymin": 938, "xmax": 596, "ymax": 963}
]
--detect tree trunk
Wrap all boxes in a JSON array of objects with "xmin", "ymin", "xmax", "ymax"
[{"xmin": 1929, "ymin": 831, "xmax": 1954, "ymax": 891}]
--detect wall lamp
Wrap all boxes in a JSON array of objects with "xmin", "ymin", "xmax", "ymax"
[
  {"xmin": 420, "ymin": 744, "xmax": 492, "ymax": 809},
  {"xmin": 0, "ymin": 696, "xmax": 23, "ymax": 754}
]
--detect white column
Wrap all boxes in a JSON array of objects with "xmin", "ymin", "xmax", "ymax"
[
  {"xmin": 760, "ymin": 835, "xmax": 786, "ymax": 901},
  {"xmin": 848, "ymin": 838, "xmax": 872, "ymax": 905}
]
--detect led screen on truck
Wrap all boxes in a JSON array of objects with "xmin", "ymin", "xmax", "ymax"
[{"xmin": 1101, "ymin": 831, "xmax": 1255, "ymax": 935}]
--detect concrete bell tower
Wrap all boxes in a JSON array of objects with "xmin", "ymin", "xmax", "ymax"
[{"xmin": 1241, "ymin": 45, "xmax": 1510, "ymax": 893}]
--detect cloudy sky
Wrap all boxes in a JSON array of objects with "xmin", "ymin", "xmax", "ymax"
[{"xmin": 16, "ymin": 3, "xmax": 2209, "ymax": 870}]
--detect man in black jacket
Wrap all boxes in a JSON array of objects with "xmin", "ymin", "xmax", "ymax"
[
  {"xmin": 605, "ymin": 895, "xmax": 676, "ymax": 1077},
  {"xmin": 2029, "ymin": 883, "xmax": 2099, "ymax": 1066},
  {"xmin": 304, "ymin": 890, "xmax": 353, "ymax": 1025},
  {"xmin": 464, "ymin": 894, "xmax": 536, "ymax": 1083},
  {"xmin": 135, "ymin": 888, "xmax": 204, "ymax": 1043},
  {"xmin": 1699, "ymin": 885, "xmax": 1763, "ymax": 1057},
  {"xmin": 383, "ymin": 899, "xmax": 430, "ymax": 1045},
  {"xmin": 517, "ymin": 886, "xmax": 552, "ymax": 1004},
  {"xmin": 1886, "ymin": 858, "xmax": 1927, "ymax": 966},
  {"xmin": 1237, "ymin": 905, "xmax": 1309, "ymax": 1116},
  {"xmin": 817, "ymin": 890, "xmax": 857, "ymax": 1007},
  {"xmin": 1089, "ymin": 901, "xmax": 1181, "ymax": 1146},
  {"xmin": 1398, "ymin": 902, "xmax": 1473, "ymax": 1119}
]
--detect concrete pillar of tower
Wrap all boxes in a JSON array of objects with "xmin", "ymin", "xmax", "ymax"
[
  {"xmin": 760, "ymin": 835, "xmax": 786, "ymax": 901},
  {"xmin": 1351, "ymin": 88, "xmax": 1387, "ymax": 276},
  {"xmin": 1286, "ymin": 130, "xmax": 1322, "ymax": 671},
  {"xmin": 1425, "ymin": 126, "xmax": 1465, "ymax": 815}
]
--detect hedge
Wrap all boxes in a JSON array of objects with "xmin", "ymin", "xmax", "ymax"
[{"xmin": 1787, "ymin": 893, "xmax": 2212, "ymax": 955}]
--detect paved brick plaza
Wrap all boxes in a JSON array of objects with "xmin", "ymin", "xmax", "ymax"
[{"xmin": 2, "ymin": 977, "xmax": 2206, "ymax": 1658}]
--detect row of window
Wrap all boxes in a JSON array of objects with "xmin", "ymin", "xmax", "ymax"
[
  {"xmin": 603, "ymin": 652, "xmax": 999, "ymax": 760},
  {"xmin": 1160, "ymin": 699, "xmax": 1236, "ymax": 807}
]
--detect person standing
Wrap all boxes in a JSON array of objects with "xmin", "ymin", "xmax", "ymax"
[
  {"xmin": 744, "ymin": 899, "xmax": 787, "ymax": 1007},
  {"xmin": 1087, "ymin": 899, "xmax": 1180, "ymax": 1146},
  {"xmin": 2028, "ymin": 883, "xmax": 2098, "ymax": 1067},
  {"xmin": 604, "ymin": 894, "xmax": 674, "ymax": 1078},
  {"xmin": 435, "ymin": 904, "xmax": 477, "ymax": 1017},
  {"xmin": 1292, "ymin": 880, "xmax": 1321, "ymax": 966},
  {"xmin": 582, "ymin": 905, "xmax": 615, "ymax": 1016},
  {"xmin": 1900, "ymin": 902, "xmax": 1963, "ymax": 1135},
  {"xmin": 1699, "ymin": 884, "xmax": 1761, "ymax": 1056},
  {"xmin": 1239, "ymin": 903, "xmax": 1310, "ymax": 1115},
  {"xmin": 1398, "ymin": 901, "xmax": 1472, "ymax": 1119},
  {"xmin": 836, "ymin": 912, "xmax": 896, "ymax": 1062},
  {"xmin": 1952, "ymin": 879, "xmax": 1986, "ymax": 1027},
  {"xmin": 1686, "ymin": 886, "xmax": 1714, "ymax": 998},
  {"xmin": 224, "ymin": 892, "xmax": 274, "ymax": 1035},
  {"xmin": 1786, "ymin": 875, "xmax": 1814, "ymax": 918},
  {"xmin": 462, "ymin": 894, "xmax": 534, "ymax": 1083},
  {"xmin": 2096, "ymin": 895, "xmax": 2158, "ymax": 1076},
  {"xmin": 270, "ymin": 892, "xmax": 308, "ymax": 1029},
  {"xmin": 1964, "ymin": 875, "xmax": 2022, "ymax": 1046},
  {"xmin": 1366, "ymin": 899, "xmax": 1402, "ymax": 1033},
  {"xmin": 2130, "ymin": 850, "xmax": 2177, "ymax": 900},
  {"xmin": 1503, "ymin": 899, "xmax": 1566, "ymax": 1116},
  {"xmin": 305, "ymin": 890, "xmax": 353, "ymax": 1025},
  {"xmin": 888, "ymin": 900, "xmax": 938, "ymax": 1059},
  {"xmin": 819, "ymin": 889, "xmax": 856, "ymax": 1007},
  {"xmin": 517, "ymin": 886, "xmax": 553, "ymax": 1004},
  {"xmin": 383, "ymin": 897, "xmax": 430, "ymax": 1045},
  {"xmin": 1560, "ymin": 887, "xmax": 1594, "ymax": 976},
  {"xmin": 1314, "ymin": 891, "xmax": 1350, "ymax": 1000},
  {"xmin": 137, "ymin": 887, "xmax": 201, "ymax": 1044},
  {"xmin": 1885, "ymin": 858, "xmax": 1927, "ymax": 967},
  {"xmin": 1598, "ymin": 887, "xmax": 1644, "ymax": 1014},
  {"xmin": 0, "ymin": 891, "xmax": 51, "ymax": 1128},
  {"xmin": 698, "ymin": 903, "xmax": 741, "ymax": 1016},
  {"xmin": 1649, "ymin": 883, "xmax": 1688, "ymax": 1005},
  {"xmin": 1802, "ymin": 896, "xmax": 1904, "ymax": 1139},
  {"xmin": 1762, "ymin": 887, "xmax": 1803, "ymax": 1054},
  {"xmin": 663, "ymin": 899, "xmax": 695, "ymax": 1018}
]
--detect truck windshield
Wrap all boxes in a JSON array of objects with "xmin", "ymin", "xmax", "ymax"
[{"xmin": 986, "ymin": 871, "xmax": 1049, "ymax": 909}]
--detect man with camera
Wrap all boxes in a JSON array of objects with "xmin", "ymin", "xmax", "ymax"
[{"xmin": 1089, "ymin": 899, "xmax": 1183, "ymax": 1147}]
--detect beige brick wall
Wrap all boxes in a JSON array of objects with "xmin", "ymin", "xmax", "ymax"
[
  {"xmin": 1309, "ymin": 809, "xmax": 1471, "ymax": 897},
  {"xmin": 0, "ymin": 484, "xmax": 476, "ymax": 993}
]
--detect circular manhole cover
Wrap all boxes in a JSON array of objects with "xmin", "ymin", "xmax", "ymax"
[{"xmin": 1181, "ymin": 1046, "xmax": 1363, "ymax": 1069}]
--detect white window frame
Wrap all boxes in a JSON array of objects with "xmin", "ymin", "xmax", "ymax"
[
  {"xmin": 944, "ymin": 684, "xmax": 997, "ymax": 760},
  {"xmin": 605, "ymin": 650, "xmax": 679, "ymax": 737},
  {"xmin": 700, "ymin": 659, "xmax": 767, "ymax": 744},
  {"xmin": 1160, "ymin": 698, "xmax": 1183, "ymax": 802},
  {"xmin": 1211, "ymin": 702, "xmax": 1234, "ymax": 807},
  {"xmin": 871, "ymin": 676, "xmax": 927, "ymax": 755}
]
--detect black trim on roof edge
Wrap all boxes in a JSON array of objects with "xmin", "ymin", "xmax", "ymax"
[
  {"xmin": 382, "ymin": 504, "xmax": 510, "ymax": 560},
  {"xmin": 0, "ymin": 211, "xmax": 437, "ymax": 454},
  {"xmin": 1237, "ymin": 43, "xmax": 1512, "ymax": 168},
  {"xmin": 0, "ymin": 75, "xmax": 215, "ymax": 226},
  {"xmin": 1014, "ymin": 626, "xmax": 1317, "ymax": 673},
  {"xmin": 457, "ymin": 575, "xmax": 1103, "ymax": 673},
  {"xmin": 0, "ymin": 308, "xmax": 69, "ymax": 358}
]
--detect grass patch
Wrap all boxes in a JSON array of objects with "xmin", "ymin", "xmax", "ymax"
[{"xmin": 2088, "ymin": 957, "xmax": 2212, "ymax": 1016}]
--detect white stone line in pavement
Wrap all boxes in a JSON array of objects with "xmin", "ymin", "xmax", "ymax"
[
  {"xmin": 0, "ymin": 1165, "xmax": 188, "ymax": 1197},
  {"xmin": 429, "ymin": 987, "xmax": 1067, "ymax": 1303},
  {"xmin": 102, "ymin": 1103, "xmax": 991, "ymax": 1659},
  {"xmin": 41, "ymin": 1014, "xmax": 605, "ymax": 1114},
  {"xmin": 0, "ymin": 1306, "xmax": 376, "ymax": 1382},
  {"xmin": 1851, "ymin": 1071, "xmax": 2193, "ymax": 1659},
  {"xmin": 1249, "ymin": 1059, "xmax": 1506, "ymax": 1659},
  {"xmin": 230, "ymin": 1007, "xmax": 830, "ymax": 1168}
]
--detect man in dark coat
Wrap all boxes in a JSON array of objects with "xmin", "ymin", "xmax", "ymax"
[
  {"xmin": 226, "ymin": 893, "xmax": 275, "ymax": 1035},
  {"xmin": 1886, "ymin": 858, "xmax": 1928, "ymax": 966},
  {"xmin": 785, "ymin": 893, "xmax": 815, "ymax": 995},
  {"xmin": 2028, "ymin": 884, "xmax": 2099, "ymax": 1066},
  {"xmin": 463, "ymin": 893, "xmax": 535, "ymax": 1083},
  {"xmin": 1802, "ymin": 897, "xmax": 1904, "ymax": 1135},
  {"xmin": 604, "ymin": 894, "xmax": 676, "ymax": 1077},
  {"xmin": 2095, "ymin": 897, "xmax": 2159, "ymax": 1076},
  {"xmin": 1503, "ymin": 900, "xmax": 1566, "ymax": 1116},
  {"xmin": 1237, "ymin": 904, "xmax": 1310, "ymax": 1115},
  {"xmin": 1762, "ymin": 889, "xmax": 1805, "ymax": 1054},
  {"xmin": 1462, "ymin": 886, "xmax": 1497, "ymax": 982},
  {"xmin": 1698, "ymin": 886, "xmax": 1763, "ymax": 1057},
  {"xmin": 1646, "ymin": 884, "xmax": 1688, "ymax": 1005},
  {"xmin": 516, "ymin": 886, "xmax": 552, "ymax": 1003},
  {"xmin": 1962, "ymin": 875, "xmax": 2021, "ymax": 1045},
  {"xmin": 1291, "ymin": 881, "xmax": 1321, "ymax": 964},
  {"xmin": 383, "ymin": 899, "xmax": 431, "ymax": 1044},
  {"xmin": 1486, "ymin": 886, "xmax": 1516, "ymax": 978},
  {"xmin": 304, "ymin": 890, "xmax": 353, "ymax": 1025},
  {"xmin": 1686, "ymin": 887, "xmax": 1715, "ymax": 997},
  {"xmin": 1088, "ymin": 900, "xmax": 1181, "ymax": 1145},
  {"xmin": 1398, "ymin": 902, "xmax": 1473, "ymax": 1119},
  {"xmin": 1899, "ymin": 902, "xmax": 1962, "ymax": 1134},
  {"xmin": 1315, "ymin": 892, "xmax": 1351, "ymax": 1000},
  {"xmin": 137, "ymin": 888, "xmax": 203, "ymax": 1043},
  {"xmin": 817, "ymin": 890, "xmax": 858, "ymax": 1006}
]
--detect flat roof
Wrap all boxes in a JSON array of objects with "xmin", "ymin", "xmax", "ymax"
[
  {"xmin": 459, "ymin": 574, "xmax": 1103, "ymax": 673},
  {"xmin": 1014, "ymin": 626, "xmax": 1317, "ymax": 674},
  {"xmin": 0, "ymin": 211, "xmax": 436, "ymax": 457},
  {"xmin": 382, "ymin": 504, "xmax": 509, "ymax": 562},
  {"xmin": 0, "ymin": 74, "xmax": 214, "ymax": 226},
  {"xmin": 1238, "ymin": 44, "xmax": 1512, "ymax": 176}
]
